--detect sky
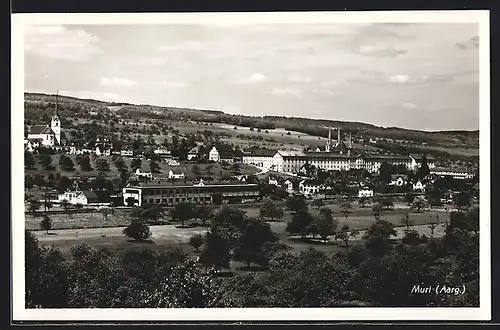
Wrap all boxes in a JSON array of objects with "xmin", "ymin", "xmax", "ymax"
[{"xmin": 24, "ymin": 23, "xmax": 480, "ymax": 131}]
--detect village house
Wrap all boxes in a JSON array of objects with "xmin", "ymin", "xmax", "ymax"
[
  {"xmin": 187, "ymin": 145, "xmax": 201, "ymax": 161},
  {"xmin": 168, "ymin": 170, "xmax": 185, "ymax": 179},
  {"xmin": 58, "ymin": 190, "xmax": 99, "ymax": 205},
  {"xmin": 358, "ymin": 187, "xmax": 374, "ymax": 198},
  {"xmin": 209, "ymin": 147, "xmax": 220, "ymax": 162},
  {"xmin": 389, "ymin": 174, "xmax": 409, "ymax": 187},
  {"xmin": 430, "ymin": 167, "xmax": 475, "ymax": 180},
  {"xmin": 299, "ymin": 179, "xmax": 324, "ymax": 197},
  {"xmin": 412, "ymin": 180, "xmax": 426, "ymax": 192},
  {"xmin": 135, "ymin": 168, "xmax": 153, "ymax": 179},
  {"xmin": 153, "ymin": 148, "xmax": 172, "ymax": 159},
  {"xmin": 121, "ymin": 150, "xmax": 134, "ymax": 157}
]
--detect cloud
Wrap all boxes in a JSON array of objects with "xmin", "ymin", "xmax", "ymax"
[
  {"xmin": 402, "ymin": 102, "xmax": 417, "ymax": 109},
  {"xmin": 146, "ymin": 80, "xmax": 187, "ymax": 89},
  {"xmin": 456, "ymin": 36, "xmax": 479, "ymax": 50},
  {"xmin": 243, "ymin": 73, "xmax": 268, "ymax": 84},
  {"xmin": 100, "ymin": 77, "xmax": 136, "ymax": 87},
  {"xmin": 388, "ymin": 74, "xmax": 411, "ymax": 84},
  {"xmin": 358, "ymin": 45, "xmax": 407, "ymax": 57},
  {"xmin": 289, "ymin": 75, "xmax": 313, "ymax": 83},
  {"xmin": 25, "ymin": 25, "xmax": 102, "ymax": 62},
  {"xmin": 270, "ymin": 87, "xmax": 303, "ymax": 97},
  {"xmin": 159, "ymin": 40, "xmax": 203, "ymax": 52},
  {"xmin": 59, "ymin": 90, "xmax": 122, "ymax": 102}
]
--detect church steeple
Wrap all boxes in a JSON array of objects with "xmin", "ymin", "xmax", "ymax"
[{"xmin": 55, "ymin": 90, "xmax": 59, "ymax": 117}]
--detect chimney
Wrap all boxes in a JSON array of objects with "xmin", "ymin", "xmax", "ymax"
[
  {"xmin": 328, "ymin": 127, "xmax": 331, "ymax": 144},
  {"xmin": 349, "ymin": 132, "xmax": 352, "ymax": 149}
]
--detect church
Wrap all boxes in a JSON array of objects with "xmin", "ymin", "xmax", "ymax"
[{"xmin": 26, "ymin": 93, "xmax": 61, "ymax": 148}]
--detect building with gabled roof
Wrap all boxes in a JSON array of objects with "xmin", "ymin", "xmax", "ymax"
[{"xmin": 27, "ymin": 92, "xmax": 61, "ymax": 147}]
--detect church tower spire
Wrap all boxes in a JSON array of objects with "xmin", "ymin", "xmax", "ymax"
[{"xmin": 51, "ymin": 90, "xmax": 61, "ymax": 145}]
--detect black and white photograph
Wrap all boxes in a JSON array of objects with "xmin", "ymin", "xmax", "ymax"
[{"xmin": 12, "ymin": 11, "xmax": 490, "ymax": 321}]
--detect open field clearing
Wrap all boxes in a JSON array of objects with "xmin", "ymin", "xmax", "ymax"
[
  {"xmin": 26, "ymin": 154, "xmax": 259, "ymax": 179},
  {"xmin": 26, "ymin": 203, "xmax": 448, "ymax": 232}
]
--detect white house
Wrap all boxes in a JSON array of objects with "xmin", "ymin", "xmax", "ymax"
[
  {"xmin": 268, "ymin": 176, "xmax": 280, "ymax": 186},
  {"xmin": 24, "ymin": 138, "xmax": 42, "ymax": 152},
  {"xmin": 412, "ymin": 180, "xmax": 426, "ymax": 192},
  {"xmin": 284, "ymin": 179, "xmax": 295, "ymax": 194},
  {"xmin": 168, "ymin": 170, "xmax": 185, "ymax": 179},
  {"xmin": 430, "ymin": 167, "xmax": 474, "ymax": 180},
  {"xmin": 390, "ymin": 174, "xmax": 408, "ymax": 187},
  {"xmin": 58, "ymin": 190, "xmax": 99, "ymax": 205},
  {"xmin": 241, "ymin": 149, "xmax": 277, "ymax": 170},
  {"xmin": 165, "ymin": 159, "xmax": 180, "ymax": 166},
  {"xmin": 358, "ymin": 188, "xmax": 374, "ymax": 198},
  {"xmin": 154, "ymin": 148, "xmax": 172, "ymax": 159},
  {"xmin": 95, "ymin": 145, "xmax": 111, "ymax": 156},
  {"xmin": 121, "ymin": 150, "xmax": 134, "ymax": 157},
  {"xmin": 135, "ymin": 168, "xmax": 153, "ymax": 179},
  {"xmin": 187, "ymin": 146, "xmax": 200, "ymax": 161},
  {"xmin": 299, "ymin": 179, "xmax": 323, "ymax": 197},
  {"xmin": 209, "ymin": 147, "xmax": 220, "ymax": 162}
]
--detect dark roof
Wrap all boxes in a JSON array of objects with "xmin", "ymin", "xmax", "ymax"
[
  {"xmin": 301, "ymin": 179, "xmax": 323, "ymax": 186},
  {"xmin": 129, "ymin": 182, "xmax": 258, "ymax": 189},
  {"xmin": 391, "ymin": 174, "xmax": 409, "ymax": 180},
  {"xmin": 29, "ymin": 125, "xmax": 53, "ymax": 135},
  {"xmin": 82, "ymin": 191, "xmax": 99, "ymax": 202},
  {"xmin": 244, "ymin": 149, "xmax": 277, "ymax": 157},
  {"xmin": 410, "ymin": 154, "xmax": 436, "ymax": 161}
]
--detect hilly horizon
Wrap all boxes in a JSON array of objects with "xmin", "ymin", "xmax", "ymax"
[{"xmin": 24, "ymin": 92, "xmax": 479, "ymax": 135}]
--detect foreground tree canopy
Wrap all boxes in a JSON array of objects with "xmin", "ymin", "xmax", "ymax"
[{"xmin": 25, "ymin": 206, "xmax": 479, "ymax": 308}]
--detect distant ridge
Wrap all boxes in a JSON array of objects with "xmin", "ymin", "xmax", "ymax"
[{"xmin": 24, "ymin": 92, "xmax": 479, "ymax": 136}]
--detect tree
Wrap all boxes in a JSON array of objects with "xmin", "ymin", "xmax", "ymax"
[
  {"xmin": 122, "ymin": 218, "xmax": 151, "ymax": 241},
  {"xmin": 101, "ymin": 208, "xmax": 110, "ymax": 220},
  {"xmin": 149, "ymin": 160, "xmax": 160, "ymax": 173},
  {"xmin": 380, "ymin": 197, "xmax": 394, "ymax": 210},
  {"xmin": 416, "ymin": 155, "xmax": 430, "ymax": 179},
  {"xmin": 340, "ymin": 202, "xmax": 352, "ymax": 220},
  {"xmin": 259, "ymin": 198, "xmax": 284, "ymax": 222},
  {"xmin": 96, "ymin": 158, "xmax": 110, "ymax": 172},
  {"xmin": 170, "ymin": 202, "xmax": 195, "ymax": 228},
  {"xmin": 25, "ymin": 151, "xmax": 36, "ymax": 169},
  {"xmin": 427, "ymin": 222, "xmax": 439, "ymax": 236},
  {"xmin": 363, "ymin": 219, "xmax": 397, "ymax": 256},
  {"xmin": 126, "ymin": 196, "xmax": 137, "ymax": 207},
  {"xmin": 358, "ymin": 196, "xmax": 369, "ymax": 208},
  {"xmin": 189, "ymin": 234, "xmax": 204, "ymax": 252},
  {"xmin": 400, "ymin": 212, "xmax": 413, "ymax": 230},
  {"xmin": 286, "ymin": 195, "xmax": 308, "ymax": 214},
  {"xmin": 311, "ymin": 198, "xmax": 325, "ymax": 209},
  {"xmin": 411, "ymin": 199, "xmax": 426, "ymax": 213},
  {"xmin": 286, "ymin": 210, "xmax": 314, "ymax": 239},
  {"xmin": 454, "ymin": 191, "xmax": 472, "ymax": 211},
  {"xmin": 401, "ymin": 230, "xmax": 425, "ymax": 246},
  {"xmin": 372, "ymin": 203, "xmax": 383, "ymax": 221},
  {"xmin": 233, "ymin": 218, "xmax": 278, "ymax": 268},
  {"xmin": 192, "ymin": 164, "xmax": 201, "ymax": 176},
  {"xmin": 335, "ymin": 224, "xmax": 360, "ymax": 247},
  {"xmin": 378, "ymin": 161, "xmax": 392, "ymax": 183},
  {"xmin": 29, "ymin": 200, "xmax": 41, "ymax": 213},
  {"xmin": 314, "ymin": 207, "xmax": 338, "ymax": 242},
  {"xmin": 199, "ymin": 231, "xmax": 231, "ymax": 271},
  {"xmin": 230, "ymin": 162, "xmax": 240, "ymax": 175},
  {"xmin": 404, "ymin": 192, "xmax": 415, "ymax": 206},
  {"xmin": 130, "ymin": 158, "xmax": 141, "ymax": 171},
  {"xmin": 132, "ymin": 204, "xmax": 165, "ymax": 223},
  {"xmin": 40, "ymin": 215, "xmax": 52, "ymax": 234},
  {"xmin": 39, "ymin": 154, "xmax": 53, "ymax": 170},
  {"xmin": 59, "ymin": 155, "xmax": 75, "ymax": 171},
  {"xmin": 205, "ymin": 164, "xmax": 214, "ymax": 175},
  {"xmin": 195, "ymin": 204, "xmax": 214, "ymax": 227},
  {"xmin": 44, "ymin": 201, "xmax": 53, "ymax": 213}
]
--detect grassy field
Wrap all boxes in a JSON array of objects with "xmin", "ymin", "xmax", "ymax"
[
  {"xmin": 26, "ymin": 203, "xmax": 443, "ymax": 232},
  {"xmin": 26, "ymin": 154, "xmax": 259, "ymax": 179},
  {"xmin": 28, "ymin": 203, "xmax": 445, "ymax": 263}
]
